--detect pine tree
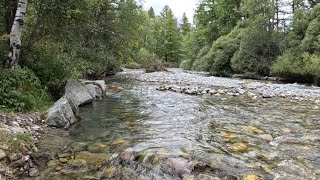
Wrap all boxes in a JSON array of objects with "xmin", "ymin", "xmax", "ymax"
[
  {"xmin": 148, "ymin": 6, "xmax": 155, "ymax": 18},
  {"xmin": 181, "ymin": 12, "xmax": 191, "ymax": 36}
]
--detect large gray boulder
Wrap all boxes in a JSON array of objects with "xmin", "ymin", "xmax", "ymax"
[
  {"xmin": 65, "ymin": 80, "xmax": 94, "ymax": 109},
  {"xmin": 85, "ymin": 84, "xmax": 97, "ymax": 99},
  {"xmin": 81, "ymin": 80, "xmax": 106, "ymax": 95},
  {"xmin": 46, "ymin": 97, "xmax": 77, "ymax": 128}
]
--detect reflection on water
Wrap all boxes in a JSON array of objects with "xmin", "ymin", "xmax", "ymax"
[{"xmin": 38, "ymin": 73, "xmax": 320, "ymax": 180}]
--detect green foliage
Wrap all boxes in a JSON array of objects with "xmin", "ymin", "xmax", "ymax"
[
  {"xmin": 0, "ymin": 67, "xmax": 51, "ymax": 112},
  {"xmin": 135, "ymin": 48, "xmax": 156, "ymax": 68},
  {"xmin": 123, "ymin": 62, "xmax": 141, "ymax": 69},
  {"xmin": 272, "ymin": 3, "xmax": 320, "ymax": 84},
  {"xmin": 231, "ymin": 20, "xmax": 282, "ymax": 75}
]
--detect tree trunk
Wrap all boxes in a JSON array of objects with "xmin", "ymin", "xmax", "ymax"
[{"xmin": 4, "ymin": 0, "xmax": 28, "ymax": 69}]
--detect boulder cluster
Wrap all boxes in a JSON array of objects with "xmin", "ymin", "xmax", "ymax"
[{"xmin": 46, "ymin": 80, "xmax": 106, "ymax": 128}]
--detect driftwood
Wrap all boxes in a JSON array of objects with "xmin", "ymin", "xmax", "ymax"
[{"xmin": 5, "ymin": 0, "xmax": 28, "ymax": 69}]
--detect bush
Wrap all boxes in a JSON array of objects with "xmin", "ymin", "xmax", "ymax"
[
  {"xmin": 179, "ymin": 60, "xmax": 193, "ymax": 70},
  {"xmin": 123, "ymin": 62, "xmax": 141, "ymax": 69},
  {"xmin": 135, "ymin": 48, "xmax": 157, "ymax": 68},
  {"xmin": 231, "ymin": 19, "xmax": 282, "ymax": 76},
  {"xmin": 0, "ymin": 67, "xmax": 52, "ymax": 112},
  {"xmin": 192, "ymin": 45, "xmax": 210, "ymax": 71}
]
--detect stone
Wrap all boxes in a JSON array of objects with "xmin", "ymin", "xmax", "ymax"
[
  {"xmin": 166, "ymin": 158, "xmax": 194, "ymax": 177},
  {"xmin": 0, "ymin": 168, "xmax": 5, "ymax": 175},
  {"xmin": 29, "ymin": 167, "xmax": 39, "ymax": 177},
  {"xmin": 244, "ymin": 174, "xmax": 263, "ymax": 180},
  {"xmin": 281, "ymin": 128, "xmax": 292, "ymax": 134},
  {"xmin": 75, "ymin": 151, "xmax": 109, "ymax": 166},
  {"xmin": 58, "ymin": 153, "xmax": 71, "ymax": 158},
  {"xmin": 94, "ymin": 85, "xmax": 103, "ymax": 98},
  {"xmin": 8, "ymin": 153, "xmax": 23, "ymax": 161},
  {"xmin": 0, "ymin": 149, "xmax": 6, "ymax": 160},
  {"xmin": 9, "ymin": 127, "xmax": 27, "ymax": 134},
  {"xmin": 82, "ymin": 80, "xmax": 106, "ymax": 94},
  {"xmin": 85, "ymin": 84, "xmax": 97, "ymax": 99},
  {"xmin": 230, "ymin": 143, "xmax": 248, "ymax": 153},
  {"xmin": 70, "ymin": 142, "xmax": 88, "ymax": 152},
  {"xmin": 258, "ymin": 134, "xmax": 274, "ymax": 142},
  {"xmin": 47, "ymin": 160, "xmax": 61, "ymax": 168},
  {"xmin": 101, "ymin": 166, "xmax": 117, "ymax": 178},
  {"xmin": 59, "ymin": 158, "xmax": 69, "ymax": 163},
  {"xmin": 45, "ymin": 97, "xmax": 77, "ymax": 128},
  {"xmin": 315, "ymin": 100, "xmax": 320, "ymax": 104},
  {"xmin": 11, "ymin": 155, "xmax": 30, "ymax": 168},
  {"xmin": 0, "ymin": 128, "xmax": 12, "ymax": 133},
  {"xmin": 65, "ymin": 80, "xmax": 94, "ymax": 108},
  {"xmin": 247, "ymin": 126, "xmax": 265, "ymax": 134},
  {"xmin": 197, "ymin": 174, "xmax": 220, "ymax": 180},
  {"xmin": 67, "ymin": 159, "xmax": 87, "ymax": 167},
  {"xmin": 87, "ymin": 143, "xmax": 108, "ymax": 153},
  {"xmin": 107, "ymin": 85, "xmax": 124, "ymax": 93}
]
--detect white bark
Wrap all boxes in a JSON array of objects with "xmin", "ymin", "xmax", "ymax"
[{"xmin": 6, "ymin": 0, "xmax": 28, "ymax": 69}]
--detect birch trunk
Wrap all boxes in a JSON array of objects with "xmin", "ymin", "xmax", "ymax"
[{"xmin": 5, "ymin": 0, "xmax": 28, "ymax": 69}]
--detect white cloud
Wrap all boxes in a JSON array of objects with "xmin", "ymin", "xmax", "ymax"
[{"xmin": 142, "ymin": 0, "xmax": 198, "ymax": 23}]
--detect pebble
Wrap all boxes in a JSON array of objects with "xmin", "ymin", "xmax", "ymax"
[
  {"xmin": 29, "ymin": 167, "xmax": 39, "ymax": 177},
  {"xmin": 258, "ymin": 134, "xmax": 274, "ymax": 142},
  {"xmin": 0, "ymin": 149, "xmax": 6, "ymax": 160}
]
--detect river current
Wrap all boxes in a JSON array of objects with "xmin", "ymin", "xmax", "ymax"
[{"xmin": 37, "ymin": 69, "xmax": 320, "ymax": 180}]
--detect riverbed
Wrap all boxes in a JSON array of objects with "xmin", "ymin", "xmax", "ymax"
[{"xmin": 36, "ymin": 69, "xmax": 320, "ymax": 180}]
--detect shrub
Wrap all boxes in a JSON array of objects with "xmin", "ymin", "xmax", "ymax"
[
  {"xmin": 0, "ymin": 67, "xmax": 51, "ymax": 112},
  {"xmin": 135, "ymin": 48, "xmax": 157, "ymax": 68},
  {"xmin": 123, "ymin": 62, "xmax": 141, "ymax": 69}
]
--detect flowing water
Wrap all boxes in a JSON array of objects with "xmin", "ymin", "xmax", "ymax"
[{"xmin": 37, "ymin": 69, "xmax": 320, "ymax": 180}]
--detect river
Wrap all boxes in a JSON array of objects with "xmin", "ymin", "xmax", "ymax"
[{"xmin": 36, "ymin": 69, "xmax": 320, "ymax": 180}]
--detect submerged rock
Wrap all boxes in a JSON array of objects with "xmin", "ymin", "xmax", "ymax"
[
  {"xmin": 230, "ymin": 143, "xmax": 248, "ymax": 153},
  {"xmin": 87, "ymin": 143, "xmax": 108, "ymax": 153},
  {"xmin": 107, "ymin": 85, "xmax": 124, "ymax": 93},
  {"xmin": 75, "ymin": 151, "xmax": 110, "ymax": 166}
]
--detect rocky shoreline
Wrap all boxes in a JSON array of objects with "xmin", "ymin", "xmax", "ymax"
[{"xmin": 0, "ymin": 79, "xmax": 109, "ymax": 179}]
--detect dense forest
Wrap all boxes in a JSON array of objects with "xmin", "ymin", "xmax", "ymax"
[{"xmin": 0, "ymin": 0, "xmax": 320, "ymax": 112}]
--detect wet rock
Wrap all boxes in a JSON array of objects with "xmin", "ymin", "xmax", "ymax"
[
  {"xmin": 247, "ymin": 126, "xmax": 265, "ymax": 134},
  {"xmin": 258, "ymin": 134, "xmax": 273, "ymax": 142},
  {"xmin": 65, "ymin": 80, "xmax": 94, "ymax": 107},
  {"xmin": 182, "ymin": 175, "xmax": 196, "ymax": 180},
  {"xmin": 230, "ymin": 143, "xmax": 248, "ymax": 153},
  {"xmin": 8, "ymin": 153, "xmax": 23, "ymax": 161},
  {"xmin": 59, "ymin": 158, "xmax": 69, "ymax": 163},
  {"xmin": 107, "ymin": 85, "xmax": 124, "ymax": 93},
  {"xmin": 29, "ymin": 167, "xmax": 39, "ymax": 177},
  {"xmin": 166, "ymin": 158, "xmax": 194, "ymax": 177},
  {"xmin": 70, "ymin": 142, "xmax": 88, "ymax": 152},
  {"xmin": 58, "ymin": 152, "xmax": 71, "ymax": 158},
  {"xmin": 273, "ymin": 160, "xmax": 316, "ymax": 179},
  {"xmin": 120, "ymin": 150, "xmax": 134, "ymax": 162},
  {"xmin": 67, "ymin": 159, "xmax": 87, "ymax": 167},
  {"xmin": 244, "ymin": 174, "xmax": 263, "ymax": 180},
  {"xmin": 87, "ymin": 143, "xmax": 108, "ymax": 153},
  {"xmin": 75, "ymin": 151, "xmax": 109, "ymax": 166},
  {"xmin": 101, "ymin": 166, "xmax": 117, "ymax": 178},
  {"xmin": 45, "ymin": 97, "xmax": 77, "ymax": 128},
  {"xmin": 196, "ymin": 174, "xmax": 220, "ymax": 180},
  {"xmin": 281, "ymin": 128, "xmax": 292, "ymax": 134},
  {"xmin": 47, "ymin": 160, "xmax": 61, "ymax": 168},
  {"xmin": 0, "ymin": 149, "xmax": 6, "ymax": 160}
]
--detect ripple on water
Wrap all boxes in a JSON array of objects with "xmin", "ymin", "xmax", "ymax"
[{"xmin": 38, "ymin": 69, "xmax": 320, "ymax": 180}]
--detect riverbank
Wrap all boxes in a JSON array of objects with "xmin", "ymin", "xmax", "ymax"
[
  {"xmin": 2, "ymin": 68, "xmax": 320, "ymax": 179},
  {"xmin": 0, "ymin": 112, "xmax": 44, "ymax": 179}
]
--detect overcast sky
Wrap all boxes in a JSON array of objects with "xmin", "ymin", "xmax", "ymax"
[{"xmin": 142, "ymin": 0, "xmax": 199, "ymax": 23}]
